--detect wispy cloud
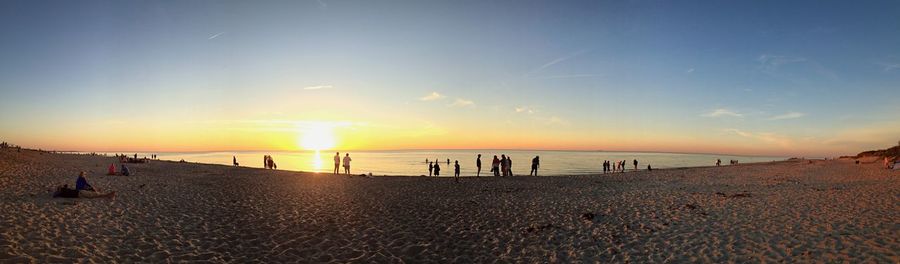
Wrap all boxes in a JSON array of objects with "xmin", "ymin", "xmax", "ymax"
[
  {"xmin": 420, "ymin": 92, "xmax": 445, "ymax": 101},
  {"xmin": 702, "ymin": 108, "xmax": 743, "ymax": 118},
  {"xmin": 757, "ymin": 54, "xmax": 806, "ymax": 72},
  {"xmin": 530, "ymin": 74, "xmax": 602, "ymax": 80},
  {"xmin": 877, "ymin": 62, "xmax": 900, "ymax": 72},
  {"xmin": 533, "ymin": 49, "xmax": 590, "ymax": 73},
  {"xmin": 686, "ymin": 68, "xmax": 695, "ymax": 73},
  {"xmin": 514, "ymin": 106, "xmax": 535, "ymax": 114},
  {"xmin": 768, "ymin": 112, "xmax": 806, "ymax": 120},
  {"xmin": 316, "ymin": 0, "xmax": 327, "ymax": 8},
  {"xmin": 450, "ymin": 98, "xmax": 475, "ymax": 107},
  {"xmin": 724, "ymin": 128, "xmax": 793, "ymax": 147},
  {"xmin": 303, "ymin": 85, "xmax": 333, "ymax": 90},
  {"xmin": 208, "ymin": 32, "xmax": 225, "ymax": 40}
]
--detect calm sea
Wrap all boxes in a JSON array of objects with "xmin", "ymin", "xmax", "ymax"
[{"xmin": 98, "ymin": 150, "xmax": 785, "ymax": 176}]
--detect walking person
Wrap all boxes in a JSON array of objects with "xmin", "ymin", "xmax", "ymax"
[
  {"xmin": 334, "ymin": 152, "xmax": 341, "ymax": 174},
  {"xmin": 716, "ymin": 158, "xmax": 721, "ymax": 166},
  {"xmin": 530, "ymin": 156, "xmax": 540, "ymax": 176},
  {"xmin": 429, "ymin": 161, "xmax": 434, "ymax": 177},
  {"xmin": 343, "ymin": 153, "xmax": 352, "ymax": 174},
  {"xmin": 507, "ymin": 156, "xmax": 514, "ymax": 176},
  {"xmin": 454, "ymin": 160, "xmax": 460, "ymax": 182},
  {"xmin": 476, "ymin": 154, "xmax": 482, "ymax": 177},
  {"xmin": 492, "ymin": 155, "xmax": 501, "ymax": 176}
]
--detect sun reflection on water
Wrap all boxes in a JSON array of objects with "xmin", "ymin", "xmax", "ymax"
[{"xmin": 312, "ymin": 150, "xmax": 323, "ymax": 172}]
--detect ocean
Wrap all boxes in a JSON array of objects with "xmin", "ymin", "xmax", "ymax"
[{"xmin": 100, "ymin": 150, "xmax": 785, "ymax": 176}]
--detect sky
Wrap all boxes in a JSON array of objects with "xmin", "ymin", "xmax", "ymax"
[{"xmin": 0, "ymin": 0, "xmax": 898, "ymax": 157}]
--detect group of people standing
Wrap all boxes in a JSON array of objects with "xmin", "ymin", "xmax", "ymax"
[
  {"xmin": 603, "ymin": 159, "xmax": 641, "ymax": 173},
  {"xmin": 333, "ymin": 152, "xmax": 352, "ymax": 174}
]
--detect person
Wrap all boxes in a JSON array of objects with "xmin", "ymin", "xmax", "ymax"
[
  {"xmin": 633, "ymin": 159, "xmax": 638, "ymax": 170},
  {"xmin": 273, "ymin": 161, "xmax": 277, "ymax": 170},
  {"xmin": 447, "ymin": 158, "xmax": 450, "ymax": 165},
  {"xmin": 107, "ymin": 164, "xmax": 116, "ymax": 175},
  {"xmin": 716, "ymin": 159, "xmax": 721, "ymax": 166},
  {"xmin": 530, "ymin": 156, "xmax": 540, "ymax": 176},
  {"xmin": 500, "ymin": 155, "xmax": 508, "ymax": 176},
  {"xmin": 885, "ymin": 157, "xmax": 891, "ymax": 169},
  {"xmin": 454, "ymin": 160, "xmax": 460, "ymax": 182},
  {"xmin": 265, "ymin": 155, "xmax": 269, "ymax": 169},
  {"xmin": 334, "ymin": 152, "xmax": 341, "ymax": 174},
  {"xmin": 72, "ymin": 172, "xmax": 116, "ymax": 198},
  {"xmin": 476, "ymin": 154, "xmax": 482, "ymax": 177},
  {"xmin": 429, "ymin": 161, "xmax": 434, "ymax": 177},
  {"xmin": 507, "ymin": 156, "xmax": 514, "ymax": 176},
  {"xmin": 433, "ymin": 161, "xmax": 441, "ymax": 177},
  {"xmin": 268, "ymin": 156, "xmax": 275, "ymax": 170},
  {"xmin": 121, "ymin": 164, "xmax": 131, "ymax": 176},
  {"xmin": 233, "ymin": 156, "xmax": 239, "ymax": 166},
  {"xmin": 647, "ymin": 164, "xmax": 652, "ymax": 171},
  {"xmin": 343, "ymin": 153, "xmax": 352, "ymax": 174},
  {"xmin": 492, "ymin": 155, "xmax": 501, "ymax": 176}
]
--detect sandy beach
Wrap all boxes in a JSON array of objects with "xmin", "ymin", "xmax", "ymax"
[{"xmin": 0, "ymin": 148, "xmax": 897, "ymax": 263}]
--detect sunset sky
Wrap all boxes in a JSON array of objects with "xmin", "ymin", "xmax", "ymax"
[{"xmin": 1, "ymin": 1, "xmax": 898, "ymax": 157}]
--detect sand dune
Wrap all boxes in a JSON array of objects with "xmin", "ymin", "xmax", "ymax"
[{"xmin": 0, "ymin": 149, "xmax": 897, "ymax": 262}]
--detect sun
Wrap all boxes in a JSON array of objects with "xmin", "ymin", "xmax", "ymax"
[{"xmin": 299, "ymin": 124, "xmax": 336, "ymax": 151}]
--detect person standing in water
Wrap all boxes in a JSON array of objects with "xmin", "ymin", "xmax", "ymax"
[
  {"xmin": 530, "ymin": 156, "xmax": 540, "ymax": 176},
  {"xmin": 334, "ymin": 152, "xmax": 341, "ymax": 174},
  {"xmin": 476, "ymin": 154, "xmax": 482, "ymax": 177},
  {"xmin": 429, "ymin": 161, "xmax": 434, "ymax": 177},
  {"xmin": 454, "ymin": 160, "xmax": 460, "ymax": 182},
  {"xmin": 433, "ymin": 161, "xmax": 441, "ymax": 177},
  {"xmin": 342, "ymin": 153, "xmax": 352, "ymax": 174},
  {"xmin": 633, "ymin": 159, "xmax": 638, "ymax": 170}
]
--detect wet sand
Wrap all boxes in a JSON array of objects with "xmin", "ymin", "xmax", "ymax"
[{"xmin": 1, "ymin": 148, "xmax": 897, "ymax": 262}]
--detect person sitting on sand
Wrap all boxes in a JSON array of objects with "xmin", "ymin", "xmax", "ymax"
[
  {"xmin": 343, "ymin": 153, "xmax": 352, "ymax": 174},
  {"xmin": 120, "ymin": 164, "xmax": 131, "ymax": 176},
  {"xmin": 107, "ymin": 164, "xmax": 116, "ymax": 175},
  {"xmin": 454, "ymin": 160, "xmax": 460, "ymax": 182},
  {"xmin": 433, "ymin": 161, "xmax": 441, "ymax": 177},
  {"xmin": 69, "ymin": 172, "xmax": 115, "ymax": 198}
]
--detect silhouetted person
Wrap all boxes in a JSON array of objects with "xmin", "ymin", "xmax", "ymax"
[
  {"xmin": 507, "ymin": 157, "xmax": 514, "ymax": 176},
  {"xmin": 716, "ymin": 159, "xmax": 721, "ymax": 166},
  {"xmin": 633, "ymin": 159, "xmax": 638, "ymax": 170},
  {"xmin": 429, "ymin": 161, "xmax": 434, "ymax": 177},
  {"xmin": 447, "ymin": 158, "xmax": 450, "ymax": 165},
  {"xmin": 334, "ymin": 152, "xmax": 341, "ymax": 174},
  {"xmin": 264, "ymin": 155, "xmax": 268, "ymax": 169},
  {"xmin": 647, "ymin": 164, "xmax": 652, "ymax": 171},
  {"xmin": 530, "ymin": 156, "xmax": 540, "ymax": 176},
  {"xmin": 476, "ymin": 154, "xmax": 482, "ymax": 177},
  {"xmin": 343, "ymin": 153, "xmax": 352, "ymax": 174},
  {"xmin": 454, "ymin": 160, "xmax": 460, "ymax": 182},
  {"xmin": 500, "ymin": 155, "xmax": 508, "ymax": 176},
  {"xmin": 433, "ymin": 162, "xmax": 441, "ymax": 177},
  {"xmin": 492, "ymin": 155, "xmax": 500, "ymax": 176},
  {"xmin": 233, "ymin": 156, "xmax": 239, "ymax": 166}
]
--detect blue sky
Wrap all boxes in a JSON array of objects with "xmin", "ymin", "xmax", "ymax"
[{"xmin": 0, "ymin": 0, "xmax": 898, "ymax": 156}]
